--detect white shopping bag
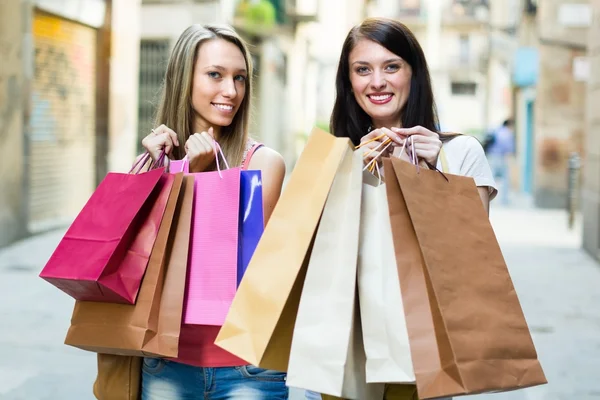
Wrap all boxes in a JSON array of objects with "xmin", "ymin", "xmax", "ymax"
[
  {"xmin": 358, "ymin": 173, "xmax": 415, "ymax": 384},
  {"xmin": 287, "ymin": 150, "xmax": 384, "ymax": 399}
]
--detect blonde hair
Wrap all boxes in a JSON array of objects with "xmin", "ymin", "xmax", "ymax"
[{"xmin": 154, "ymin": 24, "xmax": 253, "ymax": 168}]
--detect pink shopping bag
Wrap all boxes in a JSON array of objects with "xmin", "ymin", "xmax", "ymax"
[
  {"xmin": 40, "ymin": 154, "xmax": 172, "ymax": 304},
  {"xmin": 170, "ymin": 145, "xmax": 241, "ymax": 326}
]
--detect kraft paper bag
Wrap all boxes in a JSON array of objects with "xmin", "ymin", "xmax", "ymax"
[
  {"xmin": 384, "ymin": 158, "xmax": 546, "ymax": 399},
  {"xmin": 93, "ymin": 354, "xmax": 141, "ymax": 400},
  {"xmin": 287, "ymin": 150, "xmax": 370, "ymax": 398},
  {"xmin": 66, "ymin": 174, "xmax": 193, "ymax": 357},
  {"xmin": 358, "ymin": 172, "xmax": 415, "ymax": 384},
  {"xmin": 215, "ymin": 127, "xmax": 350, "ymax": 371}
]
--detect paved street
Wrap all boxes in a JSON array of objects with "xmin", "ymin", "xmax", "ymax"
[{"xmin": 1, "ymin": 203, "xmax": 599, "ymax": 399}]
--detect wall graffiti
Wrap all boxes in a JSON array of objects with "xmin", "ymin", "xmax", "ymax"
[
  {"xmin": 31, "ymin": 13, "xmax": 95, "ymax": 144},
  {"xmin": 28, "ymin": 12, "xmax": 97, "ymax": 229}
]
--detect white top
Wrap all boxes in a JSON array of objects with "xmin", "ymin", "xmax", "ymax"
[{"xmin": 436, "ymin": 135, "xmax": 498, "ymax": 200}]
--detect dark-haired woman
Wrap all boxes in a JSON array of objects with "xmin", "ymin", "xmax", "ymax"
[
  {"xmin": 310, "ymin": 17, "xmax": 498, "ymax": 400},
  {"xmin": 331, "ymin": 17, "xmax": 496, "ymax": 213}
]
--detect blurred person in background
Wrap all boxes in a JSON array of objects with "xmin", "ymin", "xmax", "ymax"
[
  {"xmin": 307, "ymin": 17, "xmax": 497, "ymax": 400},
  {"xmin": 136, "ymin": 23, "xmax": 287, "ymax": 400},
  {"xmin": 484, "ymin": 118, "xmax": 515, "ymax": 205}
]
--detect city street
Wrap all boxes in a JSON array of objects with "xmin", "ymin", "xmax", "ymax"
[{"xmin": 1, "ymin": 204, "xmax": 599, "ymax": 399}]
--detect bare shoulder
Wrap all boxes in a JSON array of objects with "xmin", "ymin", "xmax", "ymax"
[{"xmin": 248, "ymin": 146, "xmax": 286, "ymax": 173}]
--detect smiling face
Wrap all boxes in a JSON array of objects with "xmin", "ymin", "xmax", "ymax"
[
  {"xmin": 348, "ymin": 38, "xmax": 413, "ymax": 129},
  {"xmin": 191, "ymin": 38, "xmax": 248, "ymax": 135}
]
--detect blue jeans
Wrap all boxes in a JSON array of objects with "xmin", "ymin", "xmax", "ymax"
[{"xmin": 142, "ymin": 358, "xmax": 289, "ymax": 399}]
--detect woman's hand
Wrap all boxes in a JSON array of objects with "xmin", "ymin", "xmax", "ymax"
[
  {"xmin": 141, "ymin": 124, "xmax": 180, "ymax": 162},
  {"xmin": 185, "ymin": 127, "xmax": 217, "ymax": 173},
  {"xmin": 359, "ymin": 128, "xmax": 395, "ymax": 167},
  {"xmin": 385, "ymin": 125, "xmax": 442, "ymax": 166}
]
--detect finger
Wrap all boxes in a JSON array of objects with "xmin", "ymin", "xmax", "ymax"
[
  {"xmin": 360, "ymin": 128, "xmax": 386, "ymax": 144},
  {"xmin": 193, "ymin": 133, "xmax": 213, "ymax": 155},
  {"xmin": 379, "ymin": 127, "xmax": 402, "ymax": 145},
  {"xmin": 166, "ymin": 128, "xmax": 179, "ymax": 147},
  {"xmin": 160, "ymin": 132, "xmax": 174, "ymax": 155},
  {"xmin": 392, "ymin": 125, "xmax": 436, "ymax": 137},
  {"xmin": 186, "ymin": 135, "xmax": 202, "ymax": 155},
  {"xmin": 403, "ymin": 134, "xmax": 437, "ymax": 144},
  {"xmin": 196, "ymin": 133, "xmax": 215, "ymax": 155}
]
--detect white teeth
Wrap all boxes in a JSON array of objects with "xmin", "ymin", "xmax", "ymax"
[
  {"xmin": 214, "ymin": 104, "xmax": 233, "ymax": 111},
  {"xmin": 369, "ymin": 94, "xmax": 392, "ymax": 101}
]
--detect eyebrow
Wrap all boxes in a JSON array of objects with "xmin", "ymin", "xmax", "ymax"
[
  {"xmin": 204, "ymin": 64, "xmax": 247, "ymax": 73},
  {"xmin": 351, "ymin": 58, "xmax": 403, "ymax": 66}
]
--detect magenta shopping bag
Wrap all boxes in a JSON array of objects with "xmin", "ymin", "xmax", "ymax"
[
  {"xmin": 170, "ymin": 147, "xmax": 241, "ymax": 326},
  {"xmin": 40, "ymin": 156, "xmax": 172, "ymax": 304}
]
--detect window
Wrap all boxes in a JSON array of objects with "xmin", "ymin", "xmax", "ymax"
[
  {"xmin": 451, "ymin": 82, "xmax": 477, "ymax": 95},
  {"xmin": 459, "ymin": 34, "xmax": 470, "ymax": 64}
]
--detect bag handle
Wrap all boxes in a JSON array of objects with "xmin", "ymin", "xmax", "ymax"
[
  {"xmin": 129, "ymin": 150, "xmax": 166, "ymax": 174},
  {"xmin": 177, "ymin": 139, "xmax": 230, "ymax": 178}
]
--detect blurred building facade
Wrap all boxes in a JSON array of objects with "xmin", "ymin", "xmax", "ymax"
[
  {"xmin": 0, "ymin": 0, "xmax": 141, "ymax": 248},
  {"xmin": 583, "ymin": 0, "xmax": 600, "ymax": 261},
  {"xmin": 534, "ymin": 0, "xmax": 590, "ymax": 208}
]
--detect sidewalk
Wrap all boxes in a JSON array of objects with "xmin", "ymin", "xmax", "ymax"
[{"xmin": 1, "ymin": 204, "xmax": 599, "ymax": 399}]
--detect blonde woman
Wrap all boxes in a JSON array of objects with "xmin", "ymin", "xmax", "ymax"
[{"xmin": 139, "ymin": 24, "xmax": 287, "ymax": 400}]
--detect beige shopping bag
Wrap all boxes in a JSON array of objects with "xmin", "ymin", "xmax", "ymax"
[
  {"xmin": 287, "ymin": 150, "xmax": 381, "ymax": 398},
  {"xmin": 358, "ymin": 172, "xmax": 415, "ymax": 384},
  {"xmin": 215, "ymin": 127, "xmax": 351, "ymax": 371}
]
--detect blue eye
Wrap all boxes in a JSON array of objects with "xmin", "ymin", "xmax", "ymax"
[
  {"xmin": 208, "ymin": 71, "xmax": 221, "ymax": 79},
  {"xmin": 356, "ymin": 66, "xmax": 370, "ymax": 74},
  {"xmin": 234, "ymin": 75, "xmax": 247, "ymax": 82},
  {"xmin": 385, "ymin": 64, "xmax": 400, "ymax": 72}
]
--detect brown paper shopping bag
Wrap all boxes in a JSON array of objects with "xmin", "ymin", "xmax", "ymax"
[
  {"xmin": 66, "ymin": 174, "xmax": 193, "ymax": 357},
  {"xmin": 384, "ymin": 158, "xmax": 546, "ymax": 399},
  {"xmin": 287, "ymin": 149, "xmax": 375, "ymax": 398},
  {"xmin": 93, "ymin": 354, "xmax": 141, "ymax": 400},
  {"xmin": 215, "ymin": 127, "xmax": 351, "ymax": 371}
]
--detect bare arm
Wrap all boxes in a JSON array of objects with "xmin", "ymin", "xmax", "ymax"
[
  {"xmin": 478, "ymin": 186, "xmax": 491, "ymax": 215},
  {"xmin": 246, "ymin": 147, "xmax": 286, "ymax": 224}
]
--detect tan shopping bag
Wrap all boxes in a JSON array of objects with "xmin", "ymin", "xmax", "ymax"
[
  {"xmin": 358, "ymin": 173, "xmax": 415, "ymax": 384},
  {"xmin": 93, "ymin": 354, "xmax": 141, "ymax": 400},
  {"xmin": 215, "ymin": 127, "xmax": 350, "ymax": 372},
  {"xmin": 384, "ymin": 157, "xmax": 547, "ymax": 399},
  {"xmin": 287, "ymin": 150, "xmax": 380, "ymax": 398},
  {"xmin": 66, "ymin": 174, "xmax": 193, "ymax": 357}
]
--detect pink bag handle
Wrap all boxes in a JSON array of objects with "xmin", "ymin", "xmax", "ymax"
[
  {"xmin": 177, "ymin": 139, "xmax": 230, "ymax": 178},
  {"xmin": 129, "ymin": 150, "xmax": 166, "ymax": 174},
  {"xmin": 242, "ymin": 142, "xmax": 264, "ymax": 170}
]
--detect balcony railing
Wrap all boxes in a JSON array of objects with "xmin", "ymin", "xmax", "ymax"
[{"xmin": 444, "ymin": 54, "xmax": 488, "ymax": 73}]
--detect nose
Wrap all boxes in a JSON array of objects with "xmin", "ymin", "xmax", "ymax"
[
  {"xmin": 222, "ymin": 78, "xmax": 237, "ymax": 99},
  {"xmin": 370, "ymin": 70, "xmax": 386, "ymax": 90}
]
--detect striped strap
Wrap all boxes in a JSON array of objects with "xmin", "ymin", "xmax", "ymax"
[
  {"xmin": 242, "ymin": 142, "xmax": 264, "ymax": 170},
  {"xmin": 440, "ymin": 147, "xmax": 449, "ymax": 173},
  {"xmin": 438, "ymin": 131, "xmax": 461, "ymax": 174}
]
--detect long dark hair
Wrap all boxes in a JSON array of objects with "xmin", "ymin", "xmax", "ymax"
[{"xmin": 330, "ymin": 18, "xmax": 439, "ymax": 146}]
